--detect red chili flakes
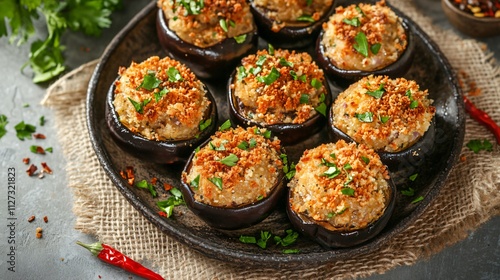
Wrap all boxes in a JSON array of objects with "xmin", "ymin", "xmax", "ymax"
[
  {"xmin": 23, "ymin": 157, "xmax": 30, "ymax": 164},
  {"xmin": 120, "ymin": 166, "xmax": 135, "ymax": 185},
  {"xmin": 26, "ymin": 164, "xmax": 38, "ymax": 176},
  {"xmin": 460, "ymin": 155, "xmax": 467, "ymax": 162},
  {"xmin": 43, "ymin": 216, "xmax": 48, "ymax": 223},
  {"xmin": 158, "ymin": 211, "xmax": 168, "ymax": 217},
  {"xmin": 41, "ymin": 162, "xmax": 53, "ymax": 174},
  {"xmin": 32, "ymin": 145, "xmax": 46, "ymax": 154},
  {"xmin": 33, "ymin": 133, "xmax": 46, "ymax": 139},
  {"xmin": 28, "ymin": 215, "xmax": 35, "ymax": 222},
  {"xmin": 151, "ymin": 177, "xmax": 158, "ymax": 185},
  {"xmin": 163, "ymin": 182, "xmax": 173, "ymax": 191}
]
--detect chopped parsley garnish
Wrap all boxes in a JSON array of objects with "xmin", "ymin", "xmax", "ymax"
[
  {"xmin": 283, "ymin": 249, "xmax": 300, "ymax": 254},
  {"xmin": 289, "ymin": 70, "xmax": 306, "ymax": 82},
  {"xmin": 256, "ymin": 55, "xmax": 268, "ymax": 66},
  {"xmin": 315, "ymin": 93, "xmax": 327, "ymax": 117},
  {"xmin": 14, "ymin": 121, "xmax": 36, "ymax": 140},
  {"xmin": 234, "ymin": 34, "xmax": 247, "ymax": 44},
  {"xmin": 360, "ymin": 156, "xmax": 370, "ymax": 164},
  {"xmin": 208, "ymin": 177, "xmax": 223, "ymax": 190},
  {"xmin": 237, "ymin": 66, "xmax": 247, "ymax": 81},
  {"xmin": 371, "ymin": 43, "xmax": 382, "ymax": 55},
  {"xmin": 249, "ymin": 66, "xmax": 262, "ymax": 75},
  {"xmin": 355, "ymin": 112, "xmax": 374, "ymax": 122},
  {"xmin": 279, "ymin": 57, "xmax": 294, "ymax": 67},
  {"xmin": 138, "ymin": 71, "xmax": 162, "ymax": 91},
  {"xmin": 466, "ymin": 139, "xmax": 493, "ymax": 153},
  {"xmin": 366, "ymin": 84, "xmax": 385, "ymax": 98},
  {"xmin": 167, "ymin": 67, "xmax": 183, "ymax": 82},
  {"xmin": 30, "ymin": 145, "xmax": 46, "ymax": 154},
  {"xmin": 219, "ymin": 18, "xmax": 228, "ymax": 32},
  {"xmin": 299, "ymin": 94, "xmax": 309, "ymax": 104},
  {"xmin": 379, "ymin": 114, "xmax": 390, "ymax": 124},
  {"xmin": 0, "ymin": 115, "xmax": 8, "ymax": 139},
  {"xmin": 322, "ymin": 166, "xmax": 341, "ymax": 179},
  {"xmin": 355, "ymin": 5, "xmax": 366, "ymax": 16},
  {"xmin": 297, "ymin": 15, "xmax": 315, "ymax": 23},
  {"xmin": 219, "ymin": 153, "xmax": 239, "ymax": 167},
  {"xmin": 249, "ymin": 138, "xmax": 257, "ymax": 148},
  {"xmin": 257, "ymin": 67, "xmax": 280, "ymax": 85},
  {"xmin": 401, "ymin": 187, "xmax": 415, "ymax": 196},
  {"xmin": 354, "ymin": 32, "xmax": 369, "ymax": 57},
  {"xmin": 239, "ymin": 235, "xmax": 257, "ymax": 244},
  {"xmin": 237, "ymin": 141, "xmax": 249, "ymax": 150},
  {"xmin": 199, "ymin": 118, "xmax": 212, "ymax": 132},
  {"xmin": 274, "ymin": 229, "xmax": 299, "ymax": 247},
  {"xmin": 341, "ymin": 187, "xmax": 355, "ymax": 196},
  {"xmin": 268, "ymin": 44, "xmax": 275, "ymax": 56},
  {"xmin": 406, "ymin": 90, "xmax": 419, "ymax": 109},
  {"xmin": 157, "ymin": 188, "xmax": 185, "ymax": 218},
  {"xmin": 280, "ymin": 154, "xmax": 296, "ymax": 179},
  {"xmin": 411, "ymin": 196, "xmax": 424, "ymax": 204},
  {"xmin": 342, "ymin": 17, "xmax": 360, "ymax": 27},
  {"xmin": 254, "ymin": 127, "xmax": 271, "ymax": 138},
  {"xmin": 128, "ymin": 98, "xmax": 151, "ymax": 114},
  {"xmin": 257, "ymin": 231, "xmax": 272, "ymax": 249},
  {"xmin": 177, "ymin": 0, "xmax": 205, "ymax": 15},
  {"xmin": 219, "ymin": 119, "xmax": 232, "ymax": 131},
  {"xmin": 409, "ymin": 173, "xmax": 418, "ymax": 181},
  {"xmin": 327, "ymin": 207, "xmax": 347, "ymax": 218},
  {"xmin": 136, "ymin": 179, "xmax": 157, "ymax": 197},
  {"xmin": 39, "ymin": 116, "xmax": 45, "ymax": 126},
  {"xmin": 190, "ymin": 174, "xmax": 200, "ymax": 189},
  {"xmin": 310, "ymin": 78, "xmax": 322, "ymax": 89},
  {"xmin": 45, "ymin": 147, "xmax": 53, "ymax": 153},
  {"xmin": 154, "ymin": 88, "xmax": 169, "ymax": 102}
]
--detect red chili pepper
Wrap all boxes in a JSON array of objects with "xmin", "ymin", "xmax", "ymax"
[
  {"xmin": 463, "ymin": 96, "xmax": 500, "ymax": 144},
  {"xmin": 77, "ymin": 241, "xmax": 164, "ymax": 280}
]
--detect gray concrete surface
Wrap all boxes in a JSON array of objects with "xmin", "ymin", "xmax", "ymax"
[{"xmin": 0, "ymin": 0, "xmax": 498, "ymax": 279}]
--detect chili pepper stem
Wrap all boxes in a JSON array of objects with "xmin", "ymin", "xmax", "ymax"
[{"xmin": 76, "ymin": 241, "xmax": 104, "ymax": 257}]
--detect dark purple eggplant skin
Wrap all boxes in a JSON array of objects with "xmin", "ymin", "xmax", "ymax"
[
  {"xmin": 180, "ymin": 144, "xmax": 287, "ymax": 230},
  {"xmin": 316, "ymin": 18, "xmax": 415, "ymax": 87},
  {"xmin": 227, "ymin": 69, "xmax": 332, "ymax": 145},
  {"xmin": 105, "ymin": 79, "xmax": 218, "ymax": 164},
  {"xmin": 327, "ymin": 109, "xmax": 436, "ymax": 185},
  {"xmin": 156, "ymin": 9, "xmax": 258, "ymax": 80},
  {"xmin": 286, "ymin": 177, "xmax": 396, "ymax": 248},
  {"xmin": 250, "ymin": 3, "xmax": 336, "ymax": 49}
]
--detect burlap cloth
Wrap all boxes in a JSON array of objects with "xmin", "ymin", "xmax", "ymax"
[{"xmin": 41, "ymin": 0, "xmax": 499, "ymax": 279}]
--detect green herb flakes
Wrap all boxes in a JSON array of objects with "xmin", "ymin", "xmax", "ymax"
[
  {"xmin": 138, "ymin": 71, "xmax": 162, "ymax": 91},
  {"xmin": 0, "ymin": 115, "xmax": 8, "ymax": 139},
  {"xmin": 409, "ymin": 173, "xmax": 418, "ymax": 181},
  {"xmin": 136, "ymin": 179, "xmax": 157, "ymax": 198},
  {"xmin": 355, "ymin": 112, "xmax": 373, "ymax": 122},
  {"xmin": 219, "ymin": 153, "xmax": 239, "ymax": 167},
  {"xmin": 354, "ymin": 32, "xmax": 369, "ymax": 57},
  {"xmin": 199, "ymin": 118, "xmax": 212, "ymax": 132},
  {"xmin": 366, "ymin": 84, "xmax": 385, "ymax": 98},
  {"xmin": 361, "ymin": 156, "xmax": 370, "ymax": 164},
  {"xmin": 167, "ymin": 67, "xmax": 183, "ymax": 82},
  {"xmin": 297, "ymin": 15, "xmax": 315, "ymax": 22},
  {"xmin": 341, "ymin": 187, "xmax": 355, "ymax": 196},
  {"xmin": 466, "ymin": 139, "xmax": 493, "ymax": 153},
  {"xmin": 154, "ymin": 88, "xmax": 169, "ymax": 102},
  {"xmin": 370, "ymin": 43, "xmax": 381, "ymax": 55},
  {"xmin": 39, "ymin": 115, "xmax": 45, "ymax": 126},
  {"xmin": 208, "ymin": 177, "xmax": 223, "ymax": 190},
  {"xmin": 190, "ymin": 174, "xmax": 200, "ymax": 189},
  {"xmin": 411, "ymin": 196, "xmax": 424, "ymax": 204},
  {"xmin": 379, "ymin": 115, "xmax": 390, "ymax": 124},
  {"xmin": 268, "ymin": 44, "xmax": 275, "ymax": 56},
  {"xmin": 219, "ymin": 18, "xmax": 228, "ymax": 32},
  {"xmin": 234, "ymin": 34, "xmax": 247, "ymax": 44},
  {"xmin": 157, "ymin": 188, "xmax": 185, "ymax": 218},
  {"xmin": 239, "ymin": 235, "xmax": 257, "ymax": 244},
  {"xmin": 274, "ymin": 229, "xmax": 299, "ymax": 247},
  {"xmin": 128, "ymin": 98, "xmax": 151, "ymax": 114},
  {"xmin": 279, "ymin": 57, "xmax": 293, "ymax": 67},
  {"xmin": 299, "ymin": 94, "xmax": 310, "ymax": 104},
  {"xmin": 342, "ymin": 17, "xmax": 360, "ymax": 27},
  {"xmin": 14, "ymin": 121, "xmax": 36, "ymax": 140},
  {"xmin": 311, "ymin": 78, "xmax": 322, "ymax": 89},
  {"xmin": 257, "ymin": 67, "xmax": 280, "ymax": 85},
  {"xmin": 401, "ymin": 187, "xmax": 415, "ymax": 197},
  {"xmin": 315, "ymin": 94, "xmax": 327, "ymax": 117},
  {"xmin": 219, "ymin": 119, "xmax": 232, "ymax": 131}
]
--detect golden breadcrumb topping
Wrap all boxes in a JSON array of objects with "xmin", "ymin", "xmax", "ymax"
[
  {"xmin": 182, "ymin": 126, "xmax": 283, "ymax": 207},
  {"xmin": 113, "ymin": 56, "xmax": 210, "ymax": 141},
  {"xmin": 331, "ymin": 75, "xmax": 436, "ymax": 152},
  {"xmin": 289, "ymin": 140, "xmax": 391, "ymax": 230},
  {"xmin": 321, "ymin": 0, "xmax": 407, "ymax": 71},
  {"xmin": 157, "ymin": 0, "xmax": 254, "ymax": 47},
  {"xmin": 232, "ymin": 48, "xmax": 327, "ymax": 124}
]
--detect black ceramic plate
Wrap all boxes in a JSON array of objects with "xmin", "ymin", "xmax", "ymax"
[{"xmin": 87, "ymin": 0, "xmax": 464, "ymax": 269}]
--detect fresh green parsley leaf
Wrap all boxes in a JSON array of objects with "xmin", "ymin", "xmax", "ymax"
[
  {"xmin": 138, "ymin": 71, "xmax": 162, "ymax": 90},
  {"xmin": 249, "ymin": 66, "xmax": 262, "ymax": 75},
  {"xmin": 315, "ymin": 94, "xmax": 327, "ymax": 117},
  {"xmin": 371, "ymin": 43, "xmax": 381, "ymax": 55},
  {"xmin": 136, "ymin": 179, "xmax": 157, "ymax": 197},
  {"xmin": 30, "ymin": 145, "xmax": 45, "ymax": 154},
  {"xmin": 237, "ymin": 141, "xmax": 249, "ymax": 150},
  {"xmin": 341, "ymin": 187, "xmax": 355, "ymax": 196},
  {"xmin": 219, "ymin": 119, "xmax": 232, "ymax": 131},
  {"xmin": 257, "ymin": 67, "xmax": 280, "ymax": 85},
  {"xmin": 239, "ymin": 235, "xmax": 257, "ymax": 244},
  {"xmin": 154, "ymin": 88, "xmax": 169, "ymax": 102},
  {"xmin": 283, "ymin": 249, "xmax": 300, "ymax": 254},
  {"xmin": 219, "ymin": 18, "xmax": 228, "ymax": 32},
  {"xmin": 190, "ymin": 174, "xmax": 200, "ymax": 189},
  {"xmin": 296, "ymin": 15, "xmax": 315, "ymax": 23},
  {"xmin": 157, "ymin": 188, "xmax": 185, "ymax": 218},
  {"xmin": 410, "ymin": 100, "xmax": 419, "ymax": 109},
  {"xmin": 401, "ymin": 187, "xmax": 415, "ymax": 196},
  {"xmin": 208, "ymin": 177, "xmax": 223, "ymax": 190},
  {"xmin": 274, "ymin": 229, "xmax": 299, "ymax": 247},
  {"xmin": 355, "ymin": 112, "xmax": 373, "ymax": 122},
  {"xmin": 128, "ymin": 98, "xmax": 151, "ymax": 114},
  {"xmin": 249, "ymin": 138, "xmax": 257, "ymax": 148},
  {"xmin": 254, "ymin": 127, "xmax": 271, "ymax": 139},
  {"xmin": 279, "ymin": 57, "xmax": 293, "ymax": 67},
  {"xmin": 361, "ymin": 156, "xmax": 370, "ymax": 164},
  {"xmin": 409, "ymin": 173, "xmax": 418, "ymax": 181},
  {"xmin": 0, "ymin": 115, "xmax": 8, "ymax": 139},
  {"xmin": 466, "ymin": 139, "xmax": 493, "ymax": 153},
  {"xmin": 327, "ymin": 207, "xmax": 347, "ymax": 218},
  {"xmin": 14, "ymin": 121, "xmax": 36, "ymax": 140},
  {"xmin": 354, "ymin": 32, "xmax": 369, "ymax": 57},
  {"xmin": 268, "ymin": 44, "xmax": 275, "ymax": 56},
  {"xmin": 257, "ymin": 231, "xmax": 272, "ymax": 249},
  {"xmin": 199, "ymin": 118, "xmax": 212, "ymax": 131},
  {"xmin": 256, "ymin": 55, "xmax": 268, "ymax": 66},
  {"xmin": 45, "ymin": 147, "xmax": 53, "ymax": 153},
  {"xmin": 39, "ymin": 115, "xmax": 45, "ymax": 126},
  {"xmin": 167, "ymin": 67, "xmax": 183, "ymax": 82},
  {"xmin": 237, "ymin": 66, "xmax": 247, "ymax": 81},
  {"xmin": 366, "ymin": 84, "xmax": 385, "ymax": 98},
  {"xmin": 379, "ymin": 115, "xmax": 390, "ymax": 124},
  {"xmin": 219, "ymin": 153, "xmax": 239, "ymax": 167},
  {"xmin": 322, "ymin": 166, "xmax": 341, "ymax": 179},
  {"xmin": 234, "ymin": 34, "xmax": 247, "ymax": 44},
  {"xmin": 411, "ymin": 196, "xmax": 424, "ymax": 204},
  {"xmin": 342, "ymin": 17, "xmax": 360, "ymax": 27},
  {"xmin": 300, "ymin": 94, "xmax": 309, "ymax": 104},
  {"xmin": 355, "ymin": 5, "xmax": 366, "ymax": 16},
  {"xmin": 310, "ymin": 78, "xmax": 322, "ymax": 89}
]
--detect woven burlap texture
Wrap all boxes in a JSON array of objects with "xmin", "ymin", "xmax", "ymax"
[{"xmin": 41, "ymin": 0, "xmax": 500, "ymax": 279}]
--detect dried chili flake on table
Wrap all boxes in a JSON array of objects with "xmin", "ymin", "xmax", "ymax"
[
  {"xmin": 28, "ymin": 215, "xmax": 35, "ymax": 222},
  {"xmin": 43, "ymin": 216, "xmax": 48, "ymax": 223},
  {"xmin": 22, "ymin": 157, "xmax": 30, "ymax": 164},
  {"xmin": 30, "ymin": 145, "xmax": 46, "ymax": 154},
  {"xmin": 33, "ymin": 133, "xmax": 46, "ymax": 139},
  {"xmin": 41, "ymin": 162, "xmax": 53, "ymax": 174},
  {"xmin": 120, "ymin": 166, "xmax": 135, "ymax": 185},
  {"xmin": 26, "ymin": 164, "xmax": 38, "ymax": 176},
  {"xmin": 76, "ymin": 241, "xmax": 165, "ymax": 280}
]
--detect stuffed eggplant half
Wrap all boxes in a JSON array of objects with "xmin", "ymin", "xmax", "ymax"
[
  {"xmin": 105, "ymin": 56, "xmax": 217, "ymax": 164},
  {"xmin": 250, "ymin": 0, "xmax": 335, "ymax": 48},
  {"xmin": 287, "ymin": 140, "xmax": 395, "ymax": 248},
  {"xmin": 156, "ymin": 0, "xmax": 258, "ymax": 80},
  {"xmin": 180, "ymin": 125, "xmax": 287, "ymax": 230},
  {"xmin": 228, "ymin": 46, "xmax": 331, "ymax": 145},
  {"xmin": 316, "ymin": 0, "xmax": 414, "ymax": 85},
  {"xmin": 328, "ymin": 75, "xmax": 436, "ymax": 183}
]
